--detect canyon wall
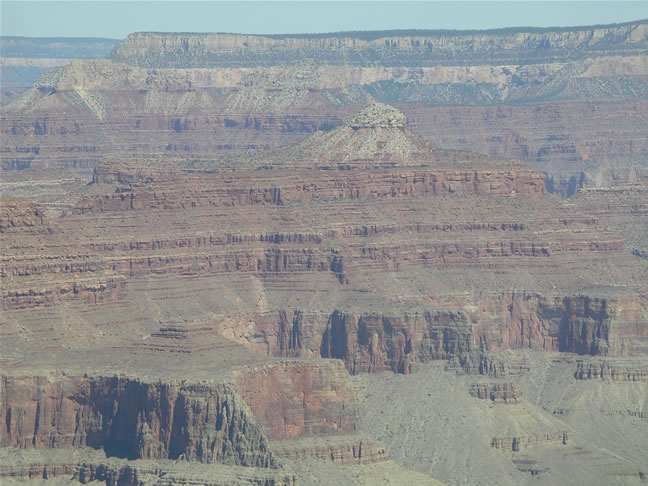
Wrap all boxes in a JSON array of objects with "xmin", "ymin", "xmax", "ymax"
[
  {"xmin": 0, "ymin": 375, "xmax": 273, "ymax": 466},
  {"xmin": 0, "ymin": 357, "xmax": 381, "ymax": 470},
  {"xmin": 3, "ymin": 21, "xmax": 647, "ymax": 204},
  {"xmin": 3, "ymin": 107, "xmax": 644, "ymax": 379},
  {"xmin": 2, "ymin": 24, "xmax": 647, "ymax": 481},
  {"xmin": 111, "ymin": 23, "xmax": 648, "ymax": 67}
]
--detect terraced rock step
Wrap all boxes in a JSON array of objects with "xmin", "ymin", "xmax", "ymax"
[
  {"xmin": 491, "ymin": 431, "xmax": 571, "ymax": 452},
  {"xmin": 575, "ymin": 359, "xmax": 648, "ymax": 381},
  {"xmin": 469, "ymin": 382, "xmax": 520, "ymax": 403},
  {"xmin": 0, "ymin": 448, "xmax": 296, "ymax": 486},
  {"xmin": 2, "ymin": 105, "xmax": 646, "ymax": 370}
]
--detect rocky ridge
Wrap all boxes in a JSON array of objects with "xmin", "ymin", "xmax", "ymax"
[{"xmin": 0, "ymin": 37, "xmax": 120, "ymax": 105}]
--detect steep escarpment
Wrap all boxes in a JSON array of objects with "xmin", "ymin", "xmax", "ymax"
[
  {"xmin": 0, "ymin": 329, "xmax": 393, "ymax": 484},
  {"xmin": 0, "ymin": 375, "xmax": 273, "ymax": 466},
  {"xmin": 234, "ymin": 360, "xmax": 360, "ymax": 440},
  {"xmin": 3, "ymin": 71, "xmax": 647, "ymax": 484},
  {"xmin": 74, "ymin": 160, "xmax": 546, "ymax": 216},
  {"xmin": 474, "ymin": 293, "xmax": 645, "ymax": 356},
  {"xmin": 111, "ymin": 22, "xmax": 648, "ymax": 67},
  {"xmin": 319, "ymin": 310, "xmax": 472, "ymax": 374},
  {"xmin": 0, "ymin": 356, "xmax": 381, "ymax": 465}
]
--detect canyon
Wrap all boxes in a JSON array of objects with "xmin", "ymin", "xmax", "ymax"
[
  {"xmin": 2, "ymin": 20, "xmax": 648, "ymax": 203},
  {"xmin": 1, "ymin": 21, "xmax": 647, "ymax": 486}
]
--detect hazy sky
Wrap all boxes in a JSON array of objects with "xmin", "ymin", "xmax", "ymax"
[{"xmin": 2, "ymin": 1, "xmax": 648, "ymax": 39}]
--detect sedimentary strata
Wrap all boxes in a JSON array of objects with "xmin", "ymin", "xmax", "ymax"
[{"xmin": 2, "ymin": 21, "xmax": 647, "ymax": 200}]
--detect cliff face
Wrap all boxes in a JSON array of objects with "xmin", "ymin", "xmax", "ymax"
[
  {"xmin": 111, "ymin": 23, "xmax": 648, "ymax": 67},
  {"xmin": 0, "ymin": 375, "xmax": 273, "ymax": 466},
  {"xmin": 0, "ymin": 356, "xmax": 382, "ymax": 474},
  {"xmin": 74, "ymin": 166, "xmax": 545, "ymax": 215},
  {"xmin": 474, "ymin": 293, "xmax": 645, "ymax": 356},
  {"xmin": 2, "ymin": 25, "xmax": 647, "ymax": 486},
  {"xmin": 3, "ymin": 29, "xmax": 648, "ymax": 480},
  {"xmin": 234, "ymin": 361, "xmax": 360, "ymax": 439},
  {"xmin": 212, "ymin": 294, "xmax": 642, "ymax": 376},
  {"xmin": 319, "ymin": 310, "xmax": 472, "ymax": 374}
]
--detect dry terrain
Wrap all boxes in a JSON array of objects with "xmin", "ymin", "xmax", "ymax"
[{"xmin": 1, "ymin": 22, "xmax": 647, "ymax": 485}]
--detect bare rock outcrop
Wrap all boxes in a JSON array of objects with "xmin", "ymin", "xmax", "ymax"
[
  {"xmin": 0, "ymin": 342, "xmax": 386, "ymax": 476},
  {"xmin": 0, "ymin": 448, "xmax": 297, "ymax": 485},
  {"xmin": 0, "ymin": 199, "xmax": 49, "ymax": 233},
  {"xmin": 111, "ymin": 23, "xmax": 648, "ymax": 68},
  {"xmin": 469, "ymin": 382, "xmax": 519, "ymax": 403},
  {"xmin": 491, "ymin": 431, "xmax": 571, "ymax": 452},
  {"xmin": 1, "ymin": 35, "xmax": 647, "ymax": 483},
  {"xmin": 0, "ymin": 375, "xmax": 274, "ymax": 466},
  {"xmin": 349, "ymin": 103, "xmax": 406, "ymax": 129},
  {"xmin": 575, "ymin": 360, "xmax": 648, "ymax": 381},
  {"xmin": 3, "ymin": 22, "xmax": 647, "ymax": 202}
]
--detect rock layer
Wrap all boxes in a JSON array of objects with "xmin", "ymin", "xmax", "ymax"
[
  {"xmin": 3, "ymin": 105, "xmax": 645, "ymax": 377},
  {"xmin": 3, "ymin": 21, "xmax": 647, "ymax": 203},
  {"xmin": 111, "ymin": 23, "xmax": 648, "ymax": 67}
]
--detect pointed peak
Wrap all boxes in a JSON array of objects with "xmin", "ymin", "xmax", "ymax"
[{"xmin": 349, "ymin": 103, "xmax": 406, "ymax": 129}]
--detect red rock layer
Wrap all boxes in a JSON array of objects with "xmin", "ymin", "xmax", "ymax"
[
  {"xmin": 0, "ymin": 374, "xmax": 273, "ymax": 466},
  {"xmin": 1, "ymin": 357, "xmax": 379, "ymax": 466},
  {"xmin": 2, "ymin": 106, "xmax": 646, "ymax": 378},
  {"xmin": 235, "ymin": 361, "xmax": 359, "ymax": 440}
]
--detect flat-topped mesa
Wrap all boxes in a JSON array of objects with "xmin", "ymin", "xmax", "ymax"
[
  {"xmin": 252, "ymin": 103, "xmax": 433, "ymax": 169},
  {"xmin": 111, "ymin": 23, "xmax": 648, "ymax": 68},
  {"xmin": 244, "ymin": 103, "xmax": 539, "ymax": 174}
]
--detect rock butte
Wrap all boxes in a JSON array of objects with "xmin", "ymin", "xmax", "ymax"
[{"xmin": 1, "ymin": 23, "xmax": 648, "ymax": 486}]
